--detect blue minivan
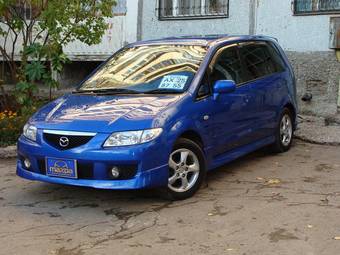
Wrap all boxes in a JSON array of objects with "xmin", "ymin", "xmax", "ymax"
[{"xmin": 17, "ymin": 35, "xmax": 297, "ymax": 200}]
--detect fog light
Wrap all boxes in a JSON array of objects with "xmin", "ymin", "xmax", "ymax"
[
  {"xmin": 24, "ymin": 158, "xmax": 31, "ymax": 169},
  {"xmin": 111, "ymin": 167, "xmax": 120, "ymax": 179}
]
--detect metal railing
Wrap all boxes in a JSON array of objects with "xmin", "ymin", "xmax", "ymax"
[
  {"xmin": 158, "ymin": 0, "xmax": 229, "ymax": 20},
  {"xmin": 294, "ymin": 0, "xmax": 340, "ymax": 15}
]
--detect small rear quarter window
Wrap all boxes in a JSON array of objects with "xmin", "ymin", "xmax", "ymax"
[{"xmin": 266, "ymin": 42, "xmax": 286, "ymax": 73}]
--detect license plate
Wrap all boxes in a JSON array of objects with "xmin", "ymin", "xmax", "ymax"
[{"xmin": 46, "ymin": 157, "xmax": 78, "ymax": 179}]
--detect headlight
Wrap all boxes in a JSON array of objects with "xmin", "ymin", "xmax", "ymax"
[
  {"xmin": 23, "ymin": 124, "xmax": 37, "ymax": 141},
  {"xmin": 103, "ymin": 128, "xmax": 162, "ymax": 147}
]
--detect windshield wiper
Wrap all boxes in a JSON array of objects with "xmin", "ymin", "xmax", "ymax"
[
  {"xmin": 73, "ymin": 88, "xmax": 142, "ymax": 95},
  {"xmin": 144, "ymin": 89, "xmax": 183, "ymax": 94}
]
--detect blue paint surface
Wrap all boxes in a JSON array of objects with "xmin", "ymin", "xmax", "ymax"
[{"xmin": 17, "ymin": 35, "xmax": 297, "ymax": 190}]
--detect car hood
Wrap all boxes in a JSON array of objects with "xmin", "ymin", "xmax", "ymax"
[{"xmin": 30, "ymin": 94, "xmax": 183, "ymax": 133}]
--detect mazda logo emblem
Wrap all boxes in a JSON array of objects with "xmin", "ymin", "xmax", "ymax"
[{"xmin": 59, "ymin": 136, "xmax": 69, "ymax": 147}]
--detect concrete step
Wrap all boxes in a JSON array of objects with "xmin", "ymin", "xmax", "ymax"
[{"xmin": 295, "ymin": 115, "xmax": 340, "ymax": 146}]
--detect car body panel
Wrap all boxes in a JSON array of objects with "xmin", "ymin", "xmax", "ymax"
[
  {"xmin": 17, "ymin": 35, "xmax": 298, "ymax": 190},
  {"xmin": 30, "ymin": 94, "xmax": 184, "ymax": 133}
]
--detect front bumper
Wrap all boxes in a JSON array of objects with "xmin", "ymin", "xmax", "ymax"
[
  {"xmin": 17, "ymin": 161, "xmax": 168, "ymax": 189},
  {"xmin": 16, "ymin": 132, "xmax": 170, "ymax": 190}
]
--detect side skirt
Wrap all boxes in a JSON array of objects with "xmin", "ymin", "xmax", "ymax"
[{"xmin": 207, "ymin": 136, "xmax": 275, "ymax": 171}]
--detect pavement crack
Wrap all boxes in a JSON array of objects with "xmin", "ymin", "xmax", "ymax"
[{"xmin": 0, "ymin": 223, "xmax": 74, "ymax": 238}]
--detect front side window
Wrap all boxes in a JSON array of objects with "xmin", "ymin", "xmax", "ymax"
[
  {"xmin": 159, "ymin": 0, "xmax": 229, "ymax": 20},
  {"xmin": 240, "ymin": 43, "xmax": 279, "ymax": 81},
  {"xmin": 197, "ymin": 73, "xmax": 211, "ymax": 98},
  {"xmin": 79, "ymin": 45, "xmax": 207, "ymax": 94},
  {"xmin": 209, "ymin": 46, "xmax": 245, "ymax": 86},
  {"xmin": 293, "ymin": 0, "xmax": 340, "ymax": 15}
]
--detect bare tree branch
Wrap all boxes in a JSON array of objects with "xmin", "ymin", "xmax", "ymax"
[
  {"xmin": 0, "ymin": 46, "xmax": 11, "ymax": 63},
  {"xmin": 42, "ymin": 31, "xmax": 49, "ymax": 46},
  {"xmin": 11, "ymin": 32, "xmax": 18, "ymax": 62},
  {"xmin": 3, "ymin": 27, "xmax": 10, "ymax": 56},
  {"xmin": 32, "ymin": 27, "xmax": 46, "ymax": 44}
]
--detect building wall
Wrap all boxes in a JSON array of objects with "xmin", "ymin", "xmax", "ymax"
[
  {"xmin": 63, "ymin": 17, "xmax": 127, "ymax": 61},
  {"xmin": 254, "ymin": 0, "xmax": 340, "ymax": 116},
  {"xmin": 0, "ymin": 0, "xmax": 140, "ymax": 88},
  {"xmin": 60, "ymin": 0, "xmax": 140, "ymax": 87},
  {"xmin": 140, "ymin": 0, "xmax": 338, "ymax": 51},
  {"xmin": 287, "ymin": 51, "xmax": 340, "ymax": 116},
  {"xmin": 64, "ymin": 0, "xmax": 139, "ymax": 61},
  {"xmin": 140, "ymin": 0, "xmax": 251, "ymax": 40},
  {"xmin": 0, "ymin": 0, "xmax": 137, "ymax": 62},
  {"xmin": 255, "ymin": 0, "xmax": 335, "ymax": 52}
]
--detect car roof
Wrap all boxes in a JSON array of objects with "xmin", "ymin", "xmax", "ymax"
[{"xmin": 129, "ymin": 34, "xmax": 278, "ymax": 48}]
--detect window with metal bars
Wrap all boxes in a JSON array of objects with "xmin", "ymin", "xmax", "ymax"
[
  {"xmin": 158, "ymin": 0, "xmax": 229, "ymax": 20},
  {"xmin": 8, "ymin": 2, "xmax": 34, "ymax": 20},
  {"xmin": 293, "ymin": 0, "xmax": 340, "ymax": 15},
  {"xmin": 112, "ymin": 0, "xmax": 127, "ymax": 15}
]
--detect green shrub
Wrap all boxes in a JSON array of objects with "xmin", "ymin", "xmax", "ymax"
[
  {"xmin": 0, "ymin": 110, "xmax": 28, "ymax": 147},
  {"xmin": 0, "ymin": 100, "xmax": 48, "ymax": 147}
]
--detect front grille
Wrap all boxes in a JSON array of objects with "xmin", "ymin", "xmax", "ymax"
[{"xmin": 43, "ymin": 133, "xmax": 94, "ymax": 150}]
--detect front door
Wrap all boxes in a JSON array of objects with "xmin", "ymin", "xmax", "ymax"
[{"xmin": 196, "ymin": 44, "xmax": 260, "ymax": 158}]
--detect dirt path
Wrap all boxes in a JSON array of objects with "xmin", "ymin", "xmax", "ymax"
[{"xmin": 1, "ymin": 141, "xmax": 340, "ymax": 255}]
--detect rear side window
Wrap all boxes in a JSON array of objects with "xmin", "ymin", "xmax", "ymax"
[{"xmin": 240, "ymin": 43, "xmax": 283, "ymax": 81}]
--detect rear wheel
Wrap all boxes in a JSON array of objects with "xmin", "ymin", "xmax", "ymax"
[
  {"xmin": 165, "ymin": 138, "xmax": 206, "ymax": 200},
  {"xmin": 271, "ymin": 108, "xmax": 294, "ymax": 153}
]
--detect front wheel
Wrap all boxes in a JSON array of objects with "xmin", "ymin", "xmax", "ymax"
[
  {"xmin": 165, "ymin": 138, "xmax": 206, "ymax": 200},
  {"xmin": 270, "ymin": 108, "xmax": 294, "ymax": 153}
]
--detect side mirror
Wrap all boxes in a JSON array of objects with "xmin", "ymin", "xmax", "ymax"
[{"xmin": 213, "ymin": 80, "xmax": 236, "ymax": 100}]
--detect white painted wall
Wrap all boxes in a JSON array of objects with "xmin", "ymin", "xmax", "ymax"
[
  {"xmin": 252, "ymin": 0, "xmax": 338, "ymax": 52},
  {"xmin": 2, "ymin": 0, "xmax": 339, "ymax": 61},
  {"xmin": 0, "ymin": 0, "xmax": 139, "ymax": 61},
  {"xmin": 125, "ymin": 0, "xmax": 140, "ymax": 43},
  {"xmin": 140, "ymin": 0, "xmax": 340, "ymax": 52},
  {"xmin": 63, "ymin": 17, "xmax": 126, "ymax": 60},
  {"xmin": 140, "ymin": 0, "xmax": 250, "ymax": 40},
  {"xmin": 64, "ymin": 1, "xmax": 139, "ymax": 60}
]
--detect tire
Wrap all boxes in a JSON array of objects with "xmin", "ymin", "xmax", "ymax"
[
  {"xmin": 164, "ymin": 138, "xmax": 206, "ymax": 200},
  {"xmin": 270, "ymin": 108, "xmax": 294, "ymax": 153}
]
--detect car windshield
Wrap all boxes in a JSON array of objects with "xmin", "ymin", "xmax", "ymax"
[{"xmin": 78, "ymin": 44, "xmax": 207, "ymax": 94}]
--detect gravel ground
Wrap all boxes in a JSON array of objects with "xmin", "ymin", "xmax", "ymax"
[
  {"xmin": 1, "ymin": 141, "xmax": 340, "ymax": 255},
  {"xmin": 0, "ymin": 145, "xmax": 16, "ymax": 159}
]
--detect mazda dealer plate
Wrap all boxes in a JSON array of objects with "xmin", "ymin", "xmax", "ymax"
[{"xmin": 46, "ymin": 157, "xmax": 78, "ymax": 179}]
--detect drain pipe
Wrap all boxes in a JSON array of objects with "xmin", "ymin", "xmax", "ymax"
[
  {"xmin": 249, "ymin": 0, "xmax": 257, "ymax": 35},
  {"xmin": 338, "ymin": 67, "xmax": 340, "ymax": 110}
]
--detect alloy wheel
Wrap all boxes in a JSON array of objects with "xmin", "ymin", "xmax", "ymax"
[
  {"xmin": 168, "ymin": 148, "xmax": 200, "ymax": 193},
  {"xmin": 280, "ymin": 114, "xmax": 293, "ymax": 147}
]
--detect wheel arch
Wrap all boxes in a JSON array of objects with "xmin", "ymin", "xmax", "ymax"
[
  {"xmin": 283, "ymin": 102, "xmax": 297, "ymax": 129},
  {"xmin": 177, "ymin": 130, "xmax": 204, "ymax": 149}
]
